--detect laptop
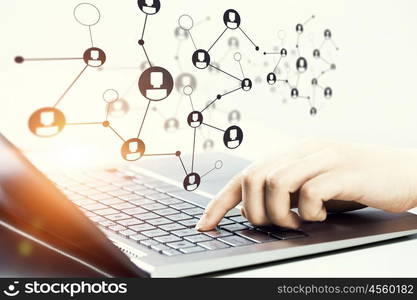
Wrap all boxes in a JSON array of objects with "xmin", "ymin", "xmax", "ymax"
[{"xmin": 1, "ymin": 133, "xmax": 417, "ymax": 277}]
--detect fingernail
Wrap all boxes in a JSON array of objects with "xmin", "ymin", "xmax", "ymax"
[{"xmin": 195, "ymin": 215, "xmax": 208, "ymax": 231}]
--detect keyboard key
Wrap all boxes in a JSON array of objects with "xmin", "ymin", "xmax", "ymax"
[
  {"xmin": 167, "ymin": 241, "xmax": 195, "ymax": 250},
  {"xmin": 134, "ymin": 212, "xmax": 160, "ymax": 220},
  {"xmin": 119, "ymin": 229, "xmax": 137, "ymax": 237},
  {"xmin": 141, "ymin": 203, "xmax": 166, "ymax": 211},
  {"xmin": 98, "ymin": 198, "xmax": 124, "ymax": 205},
  {"xmin": 204, "ymin": 229, "xmax": 233, "ymax": 238},
  {"xmin": 198, "ymin": 240, "xmax": 229, "ymax": 250},
  {"xmin": 81, "ymin": 203, "xmax": 107, "ymax": 211},
  {"xmin": 118, "ymin": 194, "xmax": 144, "ymax": 201},
  {"xmin": 171, "ymin": 228, "xmax": 200, "ymax": 237},
  {"xmin": 162, "ymin": 249, "xmax": 181, "ymax": 256},
  {"xmin": 110, "ymin": 202, "xmax": 136, "ymax": 210},
  {"xmin": 170, "ymin": 202, "xmax": 195, "ymax": 210},
  {"xmin": 95, "ymin": 208, "xmax": 119, "ymax": 216},
  {"xmin": 236, "ymin": 230, "xmax": 279, "ymax": 243},
  {"xmin": 218, "ymin": 235, "xmax": 254, "ymax": 247},
  {"xmin": 224, "ymin": 209, "xmax": 241, "ymax": 217},
  {"xmin": 129, "ymin": 224, "xmax": 155, "ymax": 232},
  {"xmin": 109, "ymin": 225, "xmax": 127, "ymax": 232},
  {"xmin": 157, "ymin": 198, "xmax": 183, "ymax": 205},
  {"xmin": 257, "ymin": 226, "xmax": 307, "ymax": 240},
  {"xmin": 151, "ymin": 244, "xmax": 171, "ymax": 252},
  {"xmin": 156, "ymin": 185, "xmax": 183, "ymax": 193},
  {"xmin": 154, "ymin": 235, "xmax": 182, "ymax": 243},
  {"xmin": 184, "ymin": 234, "xmax": 212, "ymax": 243},
  {"xmin": 158, "ymin": 223, "xmax": 186, "ymax": 231},
  {"xmin": 178, "ymin": 218, "xmax": 199, "ymax": 227},
  {"xmin": 123, "ymin": 184, "xmax": 148, "ymax": 192},
  {"xmin": 134, "ymin": 190, "xmax": 159, "ymax": 197},
  {"xmin": 128, "ymin": 199, "xmax": 155, "ymax": 206},
  {"xmin": 108, "ymin": 189, "xmax": 132, "ymax": 197},
  {"xmin": 230, "ymin": 216, "xmax": 248, "ymax": 223},
  {"xmin": 96, "ymin": 185, "xmax": 120, "ymax": 192},
  {"xmin": 89, "ymin": 193, "xmax": 113, "ymax": 201},
  {"xmin": 106, "ymin": 213, "xmax": 131, "ymax": 221},
  {"xmin": 147, "ymin": 217, "xmax": 172, "ymax": 226},
  {"xmin": 221, "ymin": 223, "xmax": 248, "ymax": 232},
  {"xmin": 180, "ymin": 246, "xmax": 206, "ymax": 254},
  {"xmin": 130, "ymin": 234, "xmax": 147, "ymax": 241},
  {"xmin": 140, "ymin": 240, "xmax": 159, "ymax": 247},
  {"xmin": 117, "ymin": 218, "xmax": 143, "ymax": 226},
  {"xmin": 145, "ymin": 193, "xmax": 171, "ymax": 201},
  {"xmin": 124, "ymin": 207, "xmax": 147, "ymax": 215},
  {"xmin": 182, "ymin": 207, "xmax": 205, "ymax": 216},
  {"xmin": 243, "ymin": 222, "xmax": 255, "ymax": 229},
  {"xmin": 166, "ymin": 213, "xmax": 192, "ymax": 221},
  {"xmin": 153, "ymin": 208, "xmax": 179, "ymax": 216},
  {"xmin": 99, "ymin": 220, "xmax": 116, "ymax": 227},
  {"xmin": 74, "ymin": 199, "xmax": 97, "ymax": 206},
  {"xmin": 142, "ymin": 229, "xmax": 169, "ymax": 238},
  {"xmin": 218, "ymin": 218, "xmax": 234, "ymax": 226},
  {"xmin": 90, "ymin": 215, "xmax": 106, "ymax": 223}
]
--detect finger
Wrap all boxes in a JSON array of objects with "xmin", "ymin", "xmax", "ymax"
[
  {"xmin": 298, "ymin": 172, "xmax": 344, "ymax": 221},
  {"xmin": 196, "ymin": 175, "xmax": 242, "ymax": 231},
  {"xmin": 240, "ymin": 143, "xmax": 332, "ymax": 226},
  {"xmin": 265, "ymin": 148, "xmax": 338, "ymax": 228},
  {"xmin": 240, "ymin": 166, "xmax": 271, "ymax": 226}
]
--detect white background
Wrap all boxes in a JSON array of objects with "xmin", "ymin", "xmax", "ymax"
[{"xmin": 1, "ymin": 0, "xmax": 417, "ymax": 276}]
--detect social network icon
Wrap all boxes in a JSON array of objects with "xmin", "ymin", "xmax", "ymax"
[
  {"xmin": 150, "ymin": 72, "xmax": 163, "ymax": 88},
  {"xmin": 40, "ymin": 111, "xmax": 55, "ymax": 126},
  {"xmin": 129, "ymin": 141, "xmax": 139, "ymax": 153}
]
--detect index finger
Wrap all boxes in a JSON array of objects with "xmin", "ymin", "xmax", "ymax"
[{"xmin": 195, "ymin": 175, "xmax": 242, "ymax": 231}]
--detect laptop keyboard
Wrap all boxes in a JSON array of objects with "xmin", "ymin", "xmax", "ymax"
[{"xmin": 51, "ymin": 167, "xmax": 307, "ymax": 256}]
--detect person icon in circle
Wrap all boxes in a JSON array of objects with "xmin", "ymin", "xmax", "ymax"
[
  {"xmin": 223, "ymin": 9, "xmax": 241, "ymax": 30},
  {"xmin": 192, "ymin": 49, "xmax": 210, "ymax": 69},
  {"xmin": 137, "ymin": 0, "xmax": 161, "ymax": 15},
  {"xmin": 121, "ymin": 138, "xmax": 145, "ymax": 161},
  {"xmin": 224, "ymin": 125, "xmax": 243, "ymax": 149},
  {"xmin": 187, "ymin": 111, "xmax": 203, "ymax": 128},
  {"xmin": 267, "ymin": 72, "xmax": 277, "ymax": 85},
  {"xmin": 28, "ymin": 107, "xmax": 66, "ymax": 138},
  {"xmin": 183, "ymin": 173, "xmax": 201, "ymax": 191}
]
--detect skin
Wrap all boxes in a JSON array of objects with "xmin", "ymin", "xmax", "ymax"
[{"xmin": 196, "ymin": 140, "xmax": 417, "ymax": 231}]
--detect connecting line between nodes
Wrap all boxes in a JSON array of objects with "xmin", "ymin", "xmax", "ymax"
[
  {"xmin": 139, "ymin": 14, "xmax": 153, "ymax": 67},
  {"xmin": 88, "ymin": 26, "xmax": 94, "ymax": 47},
  {"xmin": 137, "ymin": 100, "xmax": 151, "ymax": 139},
  {"xmin": 201, "ymin": 165, "xmax": 217, "ymax": 179},
  {"xmin": 19, "ymin": 57, "xmax": 84, "ymax": 62},
  {"xmin": 202, "ymin": 123, "xmax": 225, "ymax": 132},
  {"xmin": 208, "ymin": 64, "xmax": 242, "ymax": 82},
  {"xmin": 53, "ymin": 64, "xmax": 89, "ymax": 108},
  {"xmin": 200, "ymin": 86, "xmax": 242, "ymax": 113},
  {"xmin": 191, "ymin": 128, "xmax": 196, "ymax": 173},
  {"xmin": 208, "ymin": 28, "xmax": 228, "ymax": 52},
  {"xmin": 238, "ymin": 27, "xmax": 259, "ymax": 51}
]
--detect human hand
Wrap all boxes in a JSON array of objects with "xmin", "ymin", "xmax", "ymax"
[{"xmin": 196, "ymin": 140, "xmax": 417, "ymax": 231}]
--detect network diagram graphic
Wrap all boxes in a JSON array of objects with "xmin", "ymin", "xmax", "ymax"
[
  {"xmin": 174, "ymin": 9, "xmax": 259, "ymax": 158},
  {"xmin": 15, "ymin": 1, "xmax": 227, "ymax": 192},
  {"xmin": 263, "ymin": 15, "xmax": 339, "ymax": 115},
  {"xmin": 152, "ymin": 18, "xmax": 245, "ymax": 153},
  {"xmin": 15, "ymin": 2, "xmax": 340, "ymax": 191}
]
